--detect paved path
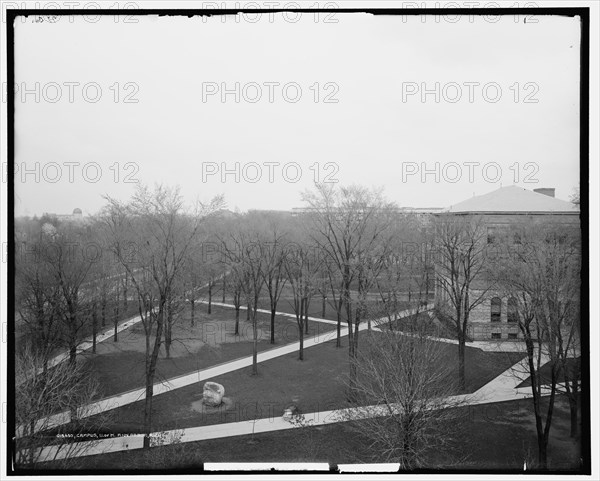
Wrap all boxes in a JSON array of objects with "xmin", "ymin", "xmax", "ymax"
[
  {"xmin": 23, "ymin": 302, "xmax": 558, "ymax": 463},
  {"xmin": 21, "ymin": 304, "xmax": 429, "ymax": 436},
  {"xmin": 37, "ymin": 279, "xmax": 227, "ymax": 374},
  {"xmin": 32, "ymin": 350, "xmax": 550, "ymax": 463},
  {"xmin": 41, "ymin": 314, "xmax": 144, "ymax": 373}
]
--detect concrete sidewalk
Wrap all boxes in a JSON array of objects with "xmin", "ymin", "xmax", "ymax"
[
  {"xmin": 42, "ymin": 314, "xmax": 144, "ymax": 373},
  {"xmin": 25, "ymin": 305, "xmax": 562, "ymax": 463},
  {"xmin": 39, "ymin": 279, "xmax": 226, "ymax": 373},
  {"xmin": 33, "ymin": 354, "xmax": 551, "ymax": 463},
  {"xmin": 22, "ymin": 304, "xmax": 428, "ymax": 436}
]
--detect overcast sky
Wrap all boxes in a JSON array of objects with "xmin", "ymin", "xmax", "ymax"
[{"xmin": 12, "ymin": 11, "xmax": 581, "ymax": 216}]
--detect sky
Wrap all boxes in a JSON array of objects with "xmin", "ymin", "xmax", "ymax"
[{"xmin": 11, "ymin": 10, "xmax": 582, "ymax": 216}]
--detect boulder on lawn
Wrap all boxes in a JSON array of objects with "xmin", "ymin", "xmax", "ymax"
[{"xmin": 203, "ymin": 382, "xmax": 225, "ymax": 407}]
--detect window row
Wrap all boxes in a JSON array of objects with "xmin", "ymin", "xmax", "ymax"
[
  {"xmin": 490, "ymin": 297, "xmax": 519, "ymax": 323},
  {"xmin": 491, "ymin": 332, "xmax": 519, "ymax": 340}
]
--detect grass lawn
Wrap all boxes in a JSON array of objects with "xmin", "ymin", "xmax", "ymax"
[
  {"xmin": 201, "ymin": 282, "xmax": 421, "ymax": 324},
  {"xmin": 385, "ymin": 311, "xmax": 457, "ymax": 340},
  {"xmin": 55, "ymin": 396, "xmax": 583, "ymax": 472},
  {"xmin": 81, "ymin": 304, "xmax": 336, "ymax": 398},
  {"xmin": 516, "ymin": 357, "xmax": 581, "ymax": 388},
  {"xmin": 81, "ymin": 331, "xmax": 524, "ymax": 434},
  {"xmin": 16, "ymin": 301, "xmax": 142, "ymax": 358}
]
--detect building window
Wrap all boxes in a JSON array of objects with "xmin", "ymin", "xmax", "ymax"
[
  {"xmin": 491, "ymin": 332, "xmax": 502, "ymax": 340},
  {"xmin": 491, "ymin": 297, "xmax": 502, "ymax": 322},
  {"xmin": 508, "ymin": 333, "xmax": 518, "ymax": 340},
  {"xmin": 507, "ymin": 297, "xmax": 519, "ymax": 323}
]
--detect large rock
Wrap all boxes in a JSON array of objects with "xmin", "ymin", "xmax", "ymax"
[{"xmin": 202, "ymin": 382, "xmax": 225, "ymax": 407}]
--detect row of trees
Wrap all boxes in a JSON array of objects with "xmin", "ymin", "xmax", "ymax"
[{"xmin": 14, "ymin": 183, "xmax": 582, "ymax": 469}]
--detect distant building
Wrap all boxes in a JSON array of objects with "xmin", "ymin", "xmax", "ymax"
[
  {"xmin": 435, "ymin": 186, "xmax": 580, "ymax": 340},
  {"xmin": 42, "ymin": 208, "xmax": 84, "ymax": 223},
  {"xmin": 290, "ymin": 206, "xmax": 443, "ymax": 218}
]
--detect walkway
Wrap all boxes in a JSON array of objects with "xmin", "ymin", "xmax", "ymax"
[
  {"xmin": 22, "ymin": 302, "xmax": 559, "ymax": 464},
  {"xmin": 38, "ymin": 279, "xmax": 225, "ymax": 373},
  {"xmin": 20, "ymin": 304, "xmax": 429, "ymax": 436},
  {"xmin": 32, "ymin": 349, "xmax": 549, "ymax": 463}
]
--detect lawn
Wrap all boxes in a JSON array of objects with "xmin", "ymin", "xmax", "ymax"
[
  {"xmin": 80, "ymin": 331, "xmax": 524, "ymax": 434},
  {"xmin": 15, "ymin": 301, "xmax": 142, "ymax": 358},
  {"xmin": 200, "ymin": 281, "xmax": 421, "ymax": 324},
  {"xmin": 80, "ymin": 304, "xmax": 336, "ymax": 398},
  {"xmin": 385, "ymin": 311, "xmax": 457, "ymax": 339},
  {"xmin": 51, "ymin": 396, "xmax": 583, "ymax": 472},
  {"xmin": 516, "ymin": 357, "xmax": 581, "ymax": 388}
]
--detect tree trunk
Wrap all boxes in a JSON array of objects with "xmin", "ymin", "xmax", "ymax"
[
  {"xmin": 537, "ymin": 435, "xmax": 548, "ymax": 469},
  {"xmin": 113, "ymin": 305, "xmax": 119, "ymax": 342},
  {"xmin": 298, "ymin": 297, "xmax": 306, "ymax": 360},
  {"xmin": 346, "ymin": 299, "xmax": 354, "ymax": 357},
  {"xmin": 165, "ymin": 302, "xmax": 172, "ymax": 359},
  {"xmin": 143, "ymin": 306, "xmax": 164, "ymax": 449},
  {"xmin": 101, "ymin": 293, "xmax": 106, "ymax": 327},
  {"xmin": 208, "ymin": 282, "xmax": 212, "ymax": 314},
  {"xmin": 251, "ymin": 303, "xmax": 258, "ymax": 375},
  {"xmin": 143, "ymin": 381, "xmax": 154, "ymax": 449},
  {"xmin": 566, "ymin": 371, "xmax": 579, "ymax": 438},
  {"xmin": 336, "ymin": 301, "xmax": 342, "ymax": 348},
  {"xmin": 247, "ymin": 302, "xmax": 251, "ymax": 321},
  {"xmin": 569, "ymin": 392, "xmax": 579, "ymax": 438},
  {"xmin": 235, "ymin": 306, "xmax": 240, "ymax": 335},
  {"xmin": 190, "ymin": 298, "xmax": 195, "ymax": 327},
  {"xmin": 113, "ymin": 290, "xmax": 120, "ymax": 342},
  {"xmin": 222, "ymin": 276, "xmax": 226, "ymax": 303},
  {"xmin": 304, "ymin": 299, "xmax": 310, "ymax": 334},
  {"xmin": 322, "ymin": 294, "xmax": 326, "ymax": 318},
  {"xmin": 270, "ymin": 308, "xmax": 276, "ymax": 344},
  {"xmin": 457, "ymin": 335, "xmax": 466, "ymax": 391},
  {"xmin": 123, "ymin": 273, "xmax": 128, "ymax": 310},
  {"xmin": 299, "ymin": 325, "xmax": 304, "ymax": 361}
]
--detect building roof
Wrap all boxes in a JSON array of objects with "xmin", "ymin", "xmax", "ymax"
[{"xmin": 444, "ymin": 186, "xmax": 579, "ymax": 214}]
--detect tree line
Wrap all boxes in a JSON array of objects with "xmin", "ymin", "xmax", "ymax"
[{"xmin": 14, "ymin": 183, "xmax": 582, "ymax": 469}]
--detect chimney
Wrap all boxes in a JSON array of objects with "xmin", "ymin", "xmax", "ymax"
[{"xmin": 534, "ymin": 188, "xmax": 555, "ymax": 198}]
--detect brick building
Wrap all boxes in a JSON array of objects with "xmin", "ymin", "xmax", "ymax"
[{"xmin": 435, "ymin": 185, "xmax": 580, "ymax": 340}]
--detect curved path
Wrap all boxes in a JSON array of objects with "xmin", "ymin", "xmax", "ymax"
[{"xmin": 22, "ymin": 302, "xmax": 563, "ymax": 464}]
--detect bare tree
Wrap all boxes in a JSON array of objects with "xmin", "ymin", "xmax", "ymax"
[
  {"xmin": 41, "ymin": 225, "xmax": 94, "ymax": 366},
  {"xmin": 15, "ymin": 345, "xmax": 109, "ymax": 468},
  {"xmin": 493, "ymin": 224, "xmax": 581, "ymax": 468},
  {"xmin": 434, "ymin": 215, "xmax": 489, "ymax": 391},
  {"xmin": 284, "ymin": 241, "xmax": 318, "ymax": 360},
  {"xmin": 303, "ymin": 184, "xmax": 393, "ymax": 382},
  {"xmin": 16, "ymin": 235, "xmax": 63, "ymax": 372},
  {"xmin": 342, "ymin": 326, "xmax": 464, "ymax": 468},
  {"xmin": 258, "ymin": 213, "xmax": 289, "ymax": 344},
  {"xmin": 218, "ymin": 220, "xmax": 265, "ymax": 375},
  {"xmin": 103, "ymin": 184, "xmax": 221, "ymax": 448}
]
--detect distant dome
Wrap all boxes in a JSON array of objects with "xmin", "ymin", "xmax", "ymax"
[{"xmin": 73, "ymin": 208, "xmax": 82, "ymax": 215}]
